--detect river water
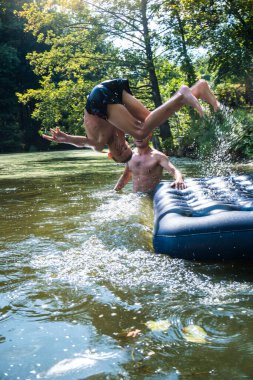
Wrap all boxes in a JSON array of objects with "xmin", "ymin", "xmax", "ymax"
[{"xmin": 0, "ymin": 150, "xmax": 253, "ymax": 380}]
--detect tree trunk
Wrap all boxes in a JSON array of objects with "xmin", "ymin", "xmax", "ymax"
[
  {"xmin": 245, "ymin": 74, "xmax": 253, "ymax": 105},
  {"xmin": 152, "ymin": 134, "xmax": 162, "ymax": 150},
  {"xmin": 141, "ymin": 0, "xmax": 172, "ymax": 141},
  {"xmin": 175, "ymin": 10, "xmax": 196, "ymax": 86}
]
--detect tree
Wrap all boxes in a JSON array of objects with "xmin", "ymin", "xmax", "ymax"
[
  {"xmin": 178, "ymin": 0, "xmax": 253, "ymax": 104},
  {"xmin": 81, "ymin": 0, "xmax": 173, "ymax": 141},
  {"xmin": 18, "ymin": 0, "xmax": 126, "ymax": 134},
  {"xmin": 159, "ymin": 0, "xmax": 197, "ymax": 86},
  {"xmin": 0, "ymin": 0, "xmax": 47, "ymax": 152},
  {"xmin": 17, "ymin": 0, "xmax": 253, "ymax": 158}
]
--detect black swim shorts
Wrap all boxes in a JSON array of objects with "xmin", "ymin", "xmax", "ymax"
[{"xmin": 85, "ymin": 78, "xmax": 132, "ymax": 119}]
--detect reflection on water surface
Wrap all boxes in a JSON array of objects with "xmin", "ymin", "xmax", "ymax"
[{"xmin": 0, "ymin": 150, "xmax": 253, "ymax": 379}]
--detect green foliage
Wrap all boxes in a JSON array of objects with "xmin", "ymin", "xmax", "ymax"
[
  {"xmin": 231, "ymin": 110, "xmax": 253, "ymax": 159},
  {"xmin": 0, "ymin": 0, "xmax": 44, "ymax": 152},
  {"xmin": 0, "ymin": 121, "xmax": 23, "ymax": 153},
  {"xmin": 178, "ymin": 0, "xmax": 253, "ymax": 102},
  {"xmin": 157, "ymin": 59, "xmax": 184, "ymax": 99},
  {"xmin": 215, "ymin": 83, "xmax": 247, "ymax": 108},
  {"xmin": 159, "ymin": 0, "xmax": 197, "ymax": 86},
  {"xmin": 17, "ymin": 0, "xmax": 124, "ymax": 132},
  {"xmin": 171, "ymin": 106, "xmax": 253, "ymax": 160}
]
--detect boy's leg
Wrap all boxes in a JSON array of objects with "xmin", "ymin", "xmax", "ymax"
[
  {"xmin": 141, "ymin": 85, "xmax": 204, "ymax": 130},
  {"xmin": 84, "ymin": 111, "xmax": 116, "ymax": 150},
  {"xmin": 107, "ymin": 86, "xmax": 203, "ymax": 139},
  {"xmin": 123, "ymin": 92, "xmax": 150, "ymax": 121},
  {"xmin": 190, "ymin": 79, "xmax": 220, "ymax": 111}
]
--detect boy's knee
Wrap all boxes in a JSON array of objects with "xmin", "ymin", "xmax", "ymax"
[
  {"xmin": 133, "ymin": 124, "xmax": 149, "ymax": 139},
  {"xmin": 198, "ymin": 79, "xmax": 207, "ymax": 86}
]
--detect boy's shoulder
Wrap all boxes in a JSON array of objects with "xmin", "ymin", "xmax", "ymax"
[{"xmin": 151, "ymin": 148, "xmax": 168, "ymax": 159}]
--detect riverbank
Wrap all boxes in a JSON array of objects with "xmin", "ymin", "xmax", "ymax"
[{"xmin": 1, "ymin": 150, "xmax": 252, "ymax": 180}]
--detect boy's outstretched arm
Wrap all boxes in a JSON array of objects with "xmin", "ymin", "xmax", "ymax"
[
  {"xmin": 159, "ymin": 154, "xmax": 186, "ymax": 190},
  {"xmin": 114, "ymin": 165, "xmax": 132, "ymax": 191},
  {"xmin": 42, "ymin": 127, "xmax": 95, "ymax": 148}
]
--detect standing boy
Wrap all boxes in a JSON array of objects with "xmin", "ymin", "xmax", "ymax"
[{"xmin": 114, "ymin": 135, "xmax": 186, "ymax": 193}]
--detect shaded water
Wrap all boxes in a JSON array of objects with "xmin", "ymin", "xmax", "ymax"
[{"xmin": 1, "ymin": 150, "xmax": 253, "ymax": 380}]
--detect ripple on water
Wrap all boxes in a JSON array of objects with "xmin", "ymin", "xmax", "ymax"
[
  {"xmin": 2, "ymin": 181, "xmax": 253, "ymax": 377},
  {"xmin": 38, "ymin": 349, "xmax": 127, "ymax": 379},
  {"xmin": 27, "ymin": 235, "xmax": 253, "ymax": 351},
  {"xmin": 2, "ymin": 151, "xmax": 253, "ymax": 379},
  {"xmin": 28, "ymin": 233, "xmax": 253, "ymax": 300}
]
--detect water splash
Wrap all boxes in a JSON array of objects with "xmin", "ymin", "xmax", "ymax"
[{"xmin": 198, "ymin": 105, "xmax": 245, "ymax": 177}]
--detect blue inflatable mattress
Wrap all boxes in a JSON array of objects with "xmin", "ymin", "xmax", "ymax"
[{"xmin": 153, "ymin": 175, "xmax": 253, "ymax": 261}]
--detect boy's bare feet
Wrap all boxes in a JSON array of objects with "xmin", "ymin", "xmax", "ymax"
[
  {"xmin": 178, "ymin": 85, "xmax": 204, "ymax": 117},
  {"xmin": 191, "ymin": 79, "xmax": 220, "ymax": 112}
]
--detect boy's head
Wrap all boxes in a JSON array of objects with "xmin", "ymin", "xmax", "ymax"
[{"xmin": 108, "ymin": 144, "xmax": 133, "ymax": 163}]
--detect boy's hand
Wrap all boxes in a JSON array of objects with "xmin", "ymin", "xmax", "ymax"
[
  {"xmin": 42, "ymin": 128, "xmax": 68, "ymax": 143},
  {"xmin": 171, "ymin": 179, "xmax": 187, "ymax": 190}
]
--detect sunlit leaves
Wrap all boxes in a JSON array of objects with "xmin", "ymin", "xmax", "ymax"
[
  {"xmin": 17, "ymin": 0, "xmax": 124, "ymax": 131},
  {"xmin": 14, "ymin": 0, "xmax": 253, "ymax": 156},
  {"xmin": 175, "ymin": 0, "xmax": 253, "ymax": 85}
]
